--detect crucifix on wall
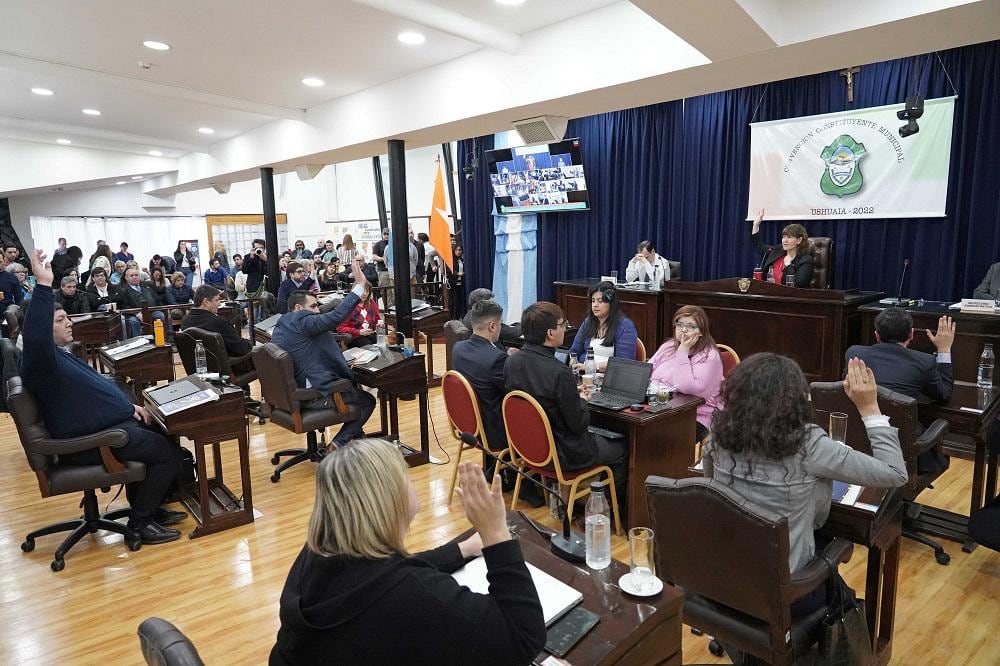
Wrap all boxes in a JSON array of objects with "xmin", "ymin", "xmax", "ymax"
[{"xmin": 839, "ymin": 66, "xmax": 861, "ymax": 103}]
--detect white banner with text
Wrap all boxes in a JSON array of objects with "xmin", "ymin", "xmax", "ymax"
[{"xmin": 747, "ymin": 96, "xmax": 956, "ymax": 220}]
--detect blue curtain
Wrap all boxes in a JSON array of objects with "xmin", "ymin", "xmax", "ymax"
[
  {"xmin": 457, "ymin": 134, "xmax": 495, "ymax": 296},
  {"xmin": 458, "ymin": 40, "xmax": 1000, "ymax": 304}
]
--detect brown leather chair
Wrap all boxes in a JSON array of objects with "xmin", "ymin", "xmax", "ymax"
[
  {"xmin": 443, "ymin": 319, "xmax": 471, "ymax": 371},
  {"xmin": 4, "ymin": 303, "xmax": 20, "ymax": 342},
  {"xmin": 7, "ymin": 376, "xmax": 145, "ymax": 571},
  {"xmin": 252, "ymin": 343, "xmax": 359, "ymax": 482},
  {"xmin": 176, "ymin": 327, "xmax": 265, "ymax": 424},
  {"xmin": 667, "ymin": 260, "xmax": 682, "ymax": 280},
  {"xmin": 811, "ymin": 381, "xmax": 952, "ymax": 564},
  {"xmin": 809, "ymin": 237, "xmax": 834, "ymax": 289},
  {"xmin": 646, "ymin": 476, "xmax": 853, "ymax": 665},
  {"xmin": 137, "ymin": 617, "xmax": 204, "ymax": 666}
]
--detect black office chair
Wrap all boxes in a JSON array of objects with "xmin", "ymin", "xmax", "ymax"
[
  {"xmin": 137, "ymin": 617, "xmax": 204, "ymax": 666},
  {"xmin": 176, "ymin": 328, "xmax": 265, "ymax": 424}
]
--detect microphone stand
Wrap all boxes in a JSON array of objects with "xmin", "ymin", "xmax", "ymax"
[
  {"xmin": 460, "ymin": 433, "xmax": 587, "ymax": 563},
  {"xmin": 889, "ymin": 259, "xmax": 911, "ymax": 306}
]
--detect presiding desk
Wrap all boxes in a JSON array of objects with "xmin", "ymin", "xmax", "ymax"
[
  {"xmin": 555, "ymin": 279, "xmax": 666, "ymax": 350},
  {"xmin": 143, "ymin": 376, "xmax": 253, "ymax": 539},
  {"xmin": 589, "ymin": 395, "xmax": 704, "ymax": 530},
  {"xmin": 456, "ymin": 512, "xmax": 684, "ymax": 665},
  {"xmin": 663, "ymin": 280, "xmax": 883, "ymax": 382}
]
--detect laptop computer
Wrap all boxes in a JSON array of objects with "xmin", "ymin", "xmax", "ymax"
[{"xmin": 588, "ymin": 357, "xmax": 652, "ymax": 411}]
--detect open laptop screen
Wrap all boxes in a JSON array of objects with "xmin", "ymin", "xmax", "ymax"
[{"xmin": 601, "ymin": 357, "xmax": 652, "ymax": 400}]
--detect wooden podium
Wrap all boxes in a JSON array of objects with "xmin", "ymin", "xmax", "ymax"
[{"xmin": 663, "ymin": 280, "xmax": 882, "ymax": 382}]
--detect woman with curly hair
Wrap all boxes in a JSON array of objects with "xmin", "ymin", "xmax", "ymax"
[{"xmin": 704, "ymin": 353, "xmax": 907, "ymax": 578}]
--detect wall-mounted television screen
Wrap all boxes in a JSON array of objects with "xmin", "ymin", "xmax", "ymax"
[{"xmin": 485, "ymin": 138, "xmax": 590, "ymax": 214}]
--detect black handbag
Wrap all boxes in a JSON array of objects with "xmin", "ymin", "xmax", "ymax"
[{"xmin": 813, "ymin": 555, "xmax": 875, "ymax": 666}]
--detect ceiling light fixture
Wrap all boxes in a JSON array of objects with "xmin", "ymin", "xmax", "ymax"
[
  {"xmin": 82, "ymin": 108, "xmax": 102, "ymax": 116},
  {"xmin": 115, "ymin": 181, "xmax": 127, "ymax": 185},
  {"xmin": 148, "ymin": 150, "xmax": 163, "ymax": 156},
  {"xmin": 496, "ymin": 0, "xmax": 527, "ymax": 5},
  {"xmin": 302, "ymin": 77, "xmax": 325, "ymax": 87},
  {"xmin": 198, "ymin": 127, "xmax": 215, "ymax": 135},
  {"xmin": 56, "ymin": 138, "xmax": 72, "ymax": 145},
  {"xmin": 131, "ymin": 175, "xmax": 144, "ymax": 180},
  {"xmin": 397, "ymin": 31, "xmax": 426, "ymax": 46},
  {"xmin": 31, "ymin": 87, "xmax": 54, "ymax": 96},
  {"xmin": 143, "ymin": 40, "xmax": 171, "ymax": 51}
]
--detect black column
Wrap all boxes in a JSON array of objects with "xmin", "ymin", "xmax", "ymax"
[
  {"xmin": 388, "ymin": 140, "xmax": 413, "ymax": 338},
  {"xmin": 372, "ymin": 156, "xmax": 389, "ymax": 232},
  {"xmin": 260, "ymin": 167, "xmax": 280, "ymax": 293},
  {"xmin": 441, "ymin": 143, "xmax": 460, "ymax": 241}
]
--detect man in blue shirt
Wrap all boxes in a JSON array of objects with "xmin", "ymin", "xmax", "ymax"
[
  {"xmin": 272, "ymin": 260, "xmax": 375, "ymax": 447},
  {"xmin": 203, "ymin": 257, "xmax": 229, "ymax": 290},
  {"xmin": 19, "ymin": 250, "xmax": 186, "ymax": 544},
  {"xmin": 114, "ymin": 242, "xmax": 135, "ymax": 263}
]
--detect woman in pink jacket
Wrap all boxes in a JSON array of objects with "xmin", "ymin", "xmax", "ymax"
[{"xmin": 648, "ymin": 305, "xmax": 724, "ymax": 441}]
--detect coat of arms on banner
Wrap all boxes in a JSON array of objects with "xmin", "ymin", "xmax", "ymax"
[{"xmin": 819, "ymin": 134, "xmax": 867, "ymax": 197}]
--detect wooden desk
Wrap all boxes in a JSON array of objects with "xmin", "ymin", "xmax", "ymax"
[
  {"xmin": 589, "ymin": 395, "xmax": 704, "ymax": 530},
  {"xmin": 384, "ymin": 306, "xmax": 450, "ymax": 387},
  {"xmin": 69, "ymin": 313, "xmax": 121, "ymax": 368},
  {"xmin": 352, "ymin": 347, "xmax": 430, "ymax": 468},
  {"xmin": 663, "ymin": 280, "xmax": 882, "ymax": 382},
  {"xmin": 859, "ymin": 301, "xmax": 1000, "ymax": 384},
  {"xmin": 98, "ymin": 337, "xmax": 175, "ymax": 390},
  {"xmin": 143, "ymin": 377, "xmax": 253, "ymax": 539},
  {"xmin": 917, "ymin": 382, "xmax": 1000, "ymax": 551},
  {"xmin": 821, "ymin": 489, "xmax": 903, "ymax": 665},
  {"xmin": 556, "ymin": 279, "xmax": 666, "ymax": 350},
  {"xmin": 457, "ymin": 512, "xmax": 684, "ymax": 665}
]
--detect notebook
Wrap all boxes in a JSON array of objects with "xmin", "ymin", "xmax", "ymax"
[
  {"xmin": 147, "ymin": 379, "xmax": 202, "ymax": 406},
  {"xmin": 451, "ymin": 556, "xmax": 583, "ymax": 626}
]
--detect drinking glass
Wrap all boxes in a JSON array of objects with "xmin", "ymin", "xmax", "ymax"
[
  {"xmin": 609, "ymin": 270, "xmax": 618, "ymax": 284},
  {"xmin": 784, "ymin": 274, "xmax": 795, "ymax": 288},
  {"xmin": 646, "ymin": 382, "xmax": 659, "ymax": 405},
  {"xmin": 829, "ymin": 412, "xmax": 848, "ymax": 444},
  {"xmin": 628, "ymin": 527, "xmax": 655, "ymax": 593},
  {"xmin": 657, "ymin": 386, "xmax": 671, "ymax": 404}
]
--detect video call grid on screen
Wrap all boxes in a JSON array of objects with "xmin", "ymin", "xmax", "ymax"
[{"xmin": 486, "ymin": 139, "xmax": 590, "ymax": 214}]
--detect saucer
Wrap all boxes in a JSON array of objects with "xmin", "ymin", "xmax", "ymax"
[{"xmin": 618, "ymin": 572, "xmax": 663, "ymax": 597}]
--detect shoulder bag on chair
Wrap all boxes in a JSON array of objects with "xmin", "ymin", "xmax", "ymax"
[{"xmin": 809, "ymin": 554, "xmax": 874, "ymax": 666}]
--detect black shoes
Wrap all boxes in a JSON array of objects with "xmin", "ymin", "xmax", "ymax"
[
  {"xmin": 135, "ymin": 522, "xmax": 182, "ymax": 545},
  {"xmin": 155, "ymin": 507, "xmax": 188, "ymax": 527},
  {"xmin": 521, "ymin": 485, "xmax": 547, "ymax": 509}
]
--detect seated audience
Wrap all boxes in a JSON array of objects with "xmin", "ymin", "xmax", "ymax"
[
  {"xmin": 5, "ymin": 263, "xmax": 32, "ymax": 302},
  {"xmin": 276, "ymin": 262, "xmax": 313, "ymax": 314},
  {"xmin": 181, "ymin": 285, "xmax": 253, "ymax": 374},
  {"xmin": 85, "ymin": 267, "xmax": 117, "ymax": 311},
  {"xmin": 290, "ymin": 239, "xmax": 312, "ymax": 260},
  {"xmin": 203, "ymin": 257, "xmax": 229, "ymax": 289},
  {"xmin": 1, "ymin": 263, "xmax": 26, "ymax": 314},
  {"xmin": 568, "ymin": 281, "xmax": 638, "ymax": 370},
  {"xmin": 750, "ymin": 208, "xmax": 815, "ymax": 287},
  {"xmin": 846, "ymin": 308, "xmax": 955, "ymax": 474},
  {"xmin": 146, "ymin": 267, "xmax": 170, "ymax": 305},
  {"xmin": 117, "ymin": 267, "xmax": 173, "ymax": 340},
  {"xmin": 54, "ymin": 276, "xmax": 90, "ymax": 315},
  {"xmin": 165, "ymin": 271, "xmax": 194, "ymax": 318},
  {"xmin": 649, "ymin": 305, "xmax": 723, "ymax": 441},
  {"xmin": 110, "ymin": 260, "xmax": 127, "ymax": 285},
  {"xmin": 317, "ymin": 261, "xmax": 341, "ymax": 291},
  {"xmin": 505, "ymin": 301, "xmax": 628, "ymax": 512},
  {"xmin": 625, "ymin": 240, "xmax": 670, "ymax": 285},
  {"xmin": 19, "ymin": 250, "xmax": 186, "ymax": 544},
  {"xmin": 271, "ymin": 261, "xmax": 375, "ymax": 448},
  {"xmin": 336, "ymin": 282, "xmax": 380, "ymax": 348},
  {"xmin": 270, "ymin": 442, "xmax": 545, "ymax": 665},
  {"xmin": 703, "ymin": 353, "xmax": 907, "ymax": 585}
]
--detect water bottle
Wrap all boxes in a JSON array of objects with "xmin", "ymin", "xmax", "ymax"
[
  {"xmin": 582, "ymin": 348, "xmax": 597, "ymax": 390},
  {"xmin": 194, "ymin": 339, "xmax": 208, "ymax": 375},
  {"xmin": 376, "ymin": 320, "xmax": 387, "ymax": 348},
  {"xmin": 651, "ymin": 265, "xmax": 660, "ymax": 289},
  {"xmin": 585, "ymin": 482, "xmax": 612, "ymax": 570},
  {"xmin": 977, "ymin": 344, "xmax": 994, "ymax": 388}
]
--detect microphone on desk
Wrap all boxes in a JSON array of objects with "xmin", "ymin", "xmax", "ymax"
[
  {"xmin": 459, "ymin": 432, "xmax": 587, "ymax": 563},
  {"xmin": 891, "ymin": 258, "xmax": 910, "ymax": 306}
]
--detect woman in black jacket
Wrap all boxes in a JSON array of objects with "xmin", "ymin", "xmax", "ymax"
[
  {"xmin": 270, "ymin": 439, "xmax": 545, "ymax": 666},
  {"xmin": 750, "ymin": 208, "xmax": 815, "ymax": 288},
  {"xmin": 174, "ymin": 241, "xmax": 197, "ymax": 288}
]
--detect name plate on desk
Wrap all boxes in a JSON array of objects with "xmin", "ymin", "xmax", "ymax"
[{"xmin": 955, "ymin": 299, "xmax": 997, "ymax": 314}]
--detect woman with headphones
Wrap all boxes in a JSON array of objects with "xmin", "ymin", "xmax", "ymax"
[
  {"xmin": 751, "ymin": 208, "xmax": 815, "ymax": 287},
  {"xmin": 568, "ymin": 281, "xmax": 639, "ymax": 371}
]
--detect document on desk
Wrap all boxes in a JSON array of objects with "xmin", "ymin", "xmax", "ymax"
[
  {"xmin": 451, "ymin": 556, "xmax": 583, "ymax": 626},
  {"xmin": 832, "ymin": 481, "xmax": 881, "ymax": 512},
  {"xmin": 343, "ymin": 347, "xmax": 379, "ymax": 365},
  {"xmin": 159, "ymin": 389, "xmax": 220, "ymax": 416},
  {"xmin": 102, "ymin": 338, "xmax": 151, "ymax": 357}
]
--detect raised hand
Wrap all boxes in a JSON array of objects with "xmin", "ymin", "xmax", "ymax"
[
  {"xmin": 30, "ymin": 249, "xmax": 54, "ymax": 287},
  {"xmin": 752, "ymin": 208, "xmax": 765, "ymax": 234},
  {"xmin": 350, "ymin": 256, "xmax": 368, "ymax": 288},
  {"xmin": 455, "ymin": 462, "xmax": 510, "ymax": 547},
  {"xmin": 926, "ymin": 315, "xmax": 955, "ymax": 353},
  {"xmin": 844, "ymin": 358, "xmax": 880, "ymax": 417}
]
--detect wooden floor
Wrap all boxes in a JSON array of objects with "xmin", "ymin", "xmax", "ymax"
[{"xmin": 1, "ymin": 346, "xmax": 997, "ymax": 665}]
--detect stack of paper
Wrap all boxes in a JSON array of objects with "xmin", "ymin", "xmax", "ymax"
[
  {"xmin": 159, "ymin": 389, "xmax": 220, "ymax": 416},
  {"xmin": 103, "ymin": 338, "xmax": 151, "ymax": 357}
]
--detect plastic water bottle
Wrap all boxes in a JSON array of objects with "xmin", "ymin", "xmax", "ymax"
[
  {"xmin": 194, "ymin": 339, "xmax": 208, "ymax": 375},
  {"xmin": 651, "ymin": 264, "xmax": 661, "ymax": 289},
  {"xmin": 977, "ymin": 344, "xmax": 994, "ymax": 388},
  {"xmin": 376, "ymin": 320, "xmax": 387, "ymax": 348},
  {"xmin": 582, "ymin": 348, "xmax": 597, "ymax": 390},
  {"xmin": 585, "ymin": 482, "xmax": 612, "ymax": 570}
]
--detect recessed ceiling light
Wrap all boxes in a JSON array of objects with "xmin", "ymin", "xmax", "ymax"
[
  {"xmin": 56, "ymin": 138, "xmax": 72, "ymax": 145},
  {"xmin": 143, "ymin": 40, "xmax": 171, "ymax": 51},
  {"xmin": 496, "ymin": 0, "xmax": 527, "ymax": 5},
  {"xmin": 397, "ymin": 31, "xmax": 426, "ymax": 46},
  {"xmin": 148, "ymin": 150, "xmax": 163, "ymax": 157},
  {"xmin": 131, "ymin": 175, "xmax": 144, "ymax": 180},
  {"xmin": 115, "ymin": 181, "xmax": 127, "ymax": 185},
  {"xmin": 31, "ymin": 87, "xmax": 54, "ymax": 96},
  {"xmin": 301, "ymin": 77, "xmax": 325, "ymax": 87},
  {"xmin": 198, "ymin": 127, "xmax": 215, "ymax": 135},
  {"xmin": 82, "ymin": 108, "xmax": 102, "ymax": 116}
]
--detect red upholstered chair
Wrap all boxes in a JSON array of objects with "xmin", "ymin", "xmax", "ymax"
[
  {"xmin": 502, "ymin": 390, "xmax": 622, "ymax": 534},
  {"xmin": 442, "ymin": 370, "xmax": 510, "ymax": 504},
  {"xmin": 716, "ymin": 343, "xmax": 741, "ymax": 378}
]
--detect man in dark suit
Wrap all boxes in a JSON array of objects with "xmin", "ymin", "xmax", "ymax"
[
  {"xmin": 973, "ymin": 261, "xmax": 1000, "ymax": 301},
  {"xmin": 117, "ymin": 267, "xmax": 172, "ymax": 340},
  {"xmin": 846, "ymin": 307, "xmax": 955, "ymax": 473},
  {"xmin": 462, "ymin": 288, "xmax": 522, "ymax": 348},
  {"xmin": 180, "ymin": 285, "xmax": 253, "ymax": 374}
]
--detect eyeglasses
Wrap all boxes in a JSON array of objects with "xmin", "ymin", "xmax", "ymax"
[
  {"xmin": 554, "ymin": 320, "xmax": 569, "ymax": 330},
  {"xmin": 675, "ymin": 321, "xmax": 699, "ymax": 330}
]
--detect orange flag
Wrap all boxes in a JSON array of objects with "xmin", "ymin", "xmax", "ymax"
[{"xmin": 429, "ymin": 157, "xmax": 453, "ymax": 269}]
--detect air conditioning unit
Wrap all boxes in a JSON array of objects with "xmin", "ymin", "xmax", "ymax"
[{"xmin": 512, "ymin": 115, "xmax": 568, "ymax": 145}]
